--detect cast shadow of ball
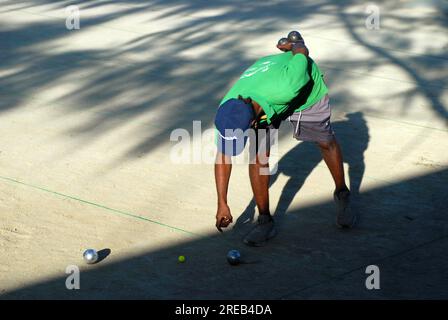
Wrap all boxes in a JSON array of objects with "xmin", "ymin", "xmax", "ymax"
[{"xmin": 95, "ymin": 248, "xmax": 111, "ymax": 264}]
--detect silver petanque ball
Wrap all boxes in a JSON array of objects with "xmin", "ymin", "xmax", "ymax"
[
  {"xmin": 287, "ymin": 30, "xmax": 302, "ymax": 43},
  {"xmin": 226, "ymin": 249, "xmax": 241, "ymax": 266},
  {"xmin": 277, "ymin": 37, "xmax": 289, "ymax": 46},
  {"xmin": 83, "ymin": 249, "xmax": 98, "ymax": 264}
]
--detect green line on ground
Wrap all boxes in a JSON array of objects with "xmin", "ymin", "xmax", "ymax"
[{"xmin": 0, "ymin": 175, "xmax": 198, "ymax": 237}]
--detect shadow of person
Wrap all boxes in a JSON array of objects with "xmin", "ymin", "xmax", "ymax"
[
  {"xmin": 234, "ymin": 112, "xmax": 369, "ymax": 229},
  {"xmin": 338, "ymin": 112, "xmax": 370, "ymax": 198}
]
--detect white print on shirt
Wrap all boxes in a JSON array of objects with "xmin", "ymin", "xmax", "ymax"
[{"xmin": 240, "ymin": 61, "xmax": 277, "ymax": 79}]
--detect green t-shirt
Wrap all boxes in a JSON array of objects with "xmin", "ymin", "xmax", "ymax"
[{"xmin": 220, "ymin": 51, "xmax": 328, "ymax": 124}]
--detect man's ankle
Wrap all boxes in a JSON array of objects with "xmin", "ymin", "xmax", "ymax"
[
  {"xmin": 258, "ymin": 213, "xmax": 274, "ymax": 223},
  {"xmin": 335, "ymin": 186, "xmax": 350, "ymax": 196}
]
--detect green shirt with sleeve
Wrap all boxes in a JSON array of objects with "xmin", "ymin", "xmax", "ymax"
[{"xmin": 220, "ymin": 51, "xmax": 328, "ymax": 124}]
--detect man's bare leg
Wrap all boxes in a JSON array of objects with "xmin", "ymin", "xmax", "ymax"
[
  {"xmin": 244, "ymin": 152, "xmax": 277, "ymax": 246},
  {"xmin": 248, "ymin": 154, "xmax": 271, "ymax": 215},
  {"xmin": 317, "ymin": 138, "xmax": 348, "ymax": 192},
  {"xmin": 317, "ymin": 137, "xmax": 355, "ymax": 228}
]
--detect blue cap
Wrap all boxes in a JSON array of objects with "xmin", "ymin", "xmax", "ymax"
[{"xmin": 215, "ymin": 98, "xmax": 254, "ymax": 156}]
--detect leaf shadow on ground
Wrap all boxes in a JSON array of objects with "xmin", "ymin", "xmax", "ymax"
[{"xmin": 0, "ymin": 0, "xmax": 446, "ymax": 167}]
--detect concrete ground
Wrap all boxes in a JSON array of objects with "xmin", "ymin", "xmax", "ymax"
[{"xmin": 0, "ymin": 0, "xmax": 447, "ymax": 299}]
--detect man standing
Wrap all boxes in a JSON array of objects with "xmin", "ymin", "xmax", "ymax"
[{"xmin": 214, "ymin": 32, "xmax": 355, "ymax": 246}]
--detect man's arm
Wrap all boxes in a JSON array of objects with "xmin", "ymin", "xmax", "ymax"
[{"xmin": 215, "ymin": 151, "xmax": 233, "ymax": 231}]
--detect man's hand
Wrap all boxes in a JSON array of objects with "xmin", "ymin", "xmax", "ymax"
[
  {"xmin": 216, "ymin": 203, "xmax": 233, "ymax": 232},
  {"xmin": 277, "ymin": 42, "xmax": 293, "ymax": 52}
]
